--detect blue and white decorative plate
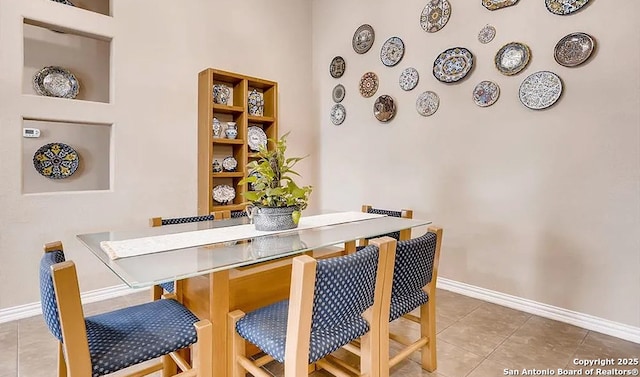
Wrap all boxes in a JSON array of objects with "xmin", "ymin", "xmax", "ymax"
[
  {"xmin": 33, "ymin": 143, "xmax": 79, "ymax": 179},
  {"xmin": 213, "ymin": 185, "xmax": 235, "ymax": 204},
  {"xmin": 545, "ymin": 0, "xmax": 590, "ymax": 15},
  {"xmin": 380, "ymin": 37, "xmax": 405, "ymax": 67},
  {"xmin": 248, "ymin": 170, "xmax": 263, "ymax": 191},
  {"xmin": 433, "ymin": 47, "xmax": 474, "ymax": 83},
  {"xmin": 518, "ymin": 71, "xmax": 563, "ymax": 110},
  {"xmin": 420, "ymin": 0, "xmax": 451, "ymax": 33},
  {"xmin": 495, "ymin": 42, "xmax": 531, "ymax": 76},
  {"xmin": 248, "ymin": 89, "xmax": 264, "ymax": 116},
  {"xmin": 222, "ymin": 156, "xmax": 238, "ymax": 172},
  {"xmin": 416, "ymin": 91, "xmax": 440, "ymax": 116},
  {"xmin": 399, "ymin": 68, "xmax": 419, "ymax": 91},
  {"xmin": 33, "ymin": 66, "xmax": 79, "ymax": 99},
  {"xmin": 330, "ymin": 56, "xmax": 346, "ymax": 78},
  {"xmin": 330, "ymin": 104, "xmax": 346, "ymax": 125},
  {"xmin": 482, "ymin": 0, "xmax": 518, "ymax": 11},
  {"xmin": 472, "ymin": 81, "xmax": 500, "ymax": 107},
  {"xmin": 478, "ymin": 25, "xmax": 496, "ymax": 44},
  {"xmin": 247, "ymin": 126, "xmax": 267, "ymax": 151}
]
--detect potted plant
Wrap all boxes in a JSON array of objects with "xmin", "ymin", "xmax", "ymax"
[{"xmin": 239, "ymin": 132, "xmax": 312, "ymax": 231}]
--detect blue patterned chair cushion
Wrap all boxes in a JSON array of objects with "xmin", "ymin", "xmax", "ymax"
[
  {"xmin": 40, "ymin": 250, "xmax": 66, "ymax": 342},
  {"xmin": 365, "ymin": 207, "xmax": 403, "ymax": 241},
  {"xmin": 158, "ymin": 281, "xmax": 174, "ymax": 293},
  {"xmin": 161, "ymin": 214, "xmax": 214, "ymax": 225},
  {"xmin": 231, "ymin": 210, "xmax": 248, "ymax": 218},
  {"xmin": 86, "ymin": 298, "xmax": 199, "ymax": 377},
  {"xmin": 390, "ymin": 232, "xmax": 437, "ymax": 321},
  {"xmin": 235, "ymin": 245, "xmax": 379, "ymax": 364}
]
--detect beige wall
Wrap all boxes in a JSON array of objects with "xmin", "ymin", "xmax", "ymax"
[
  {"xmin": 0, "ymin": 0, "xmax": 313, "ymax": 309},
  {"xmin": 312, "ymin": 0, "xmax": 640, "ymax": 327}
]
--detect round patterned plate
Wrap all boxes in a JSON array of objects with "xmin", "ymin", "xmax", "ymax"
[
  {"xmin": 495, "ymin": 42, "xmax": 531, "ymax": 76},
  {"xmin": 373, "ymin": 95, "xmax": 396, "ymax": 122},
  {"xmin": 329, "ymin": 56, "xmax": 346, "ymax": 78},
  {"xmin": 33, "ymin": 66, "xmax": 79, "ymax": 99},
  {"xmin": 332, "ymin": 84, "xmax": 345, "ymax": 103},
  {"xmin": 478, "ymin": 25, "xmax": 496, "ymax": 44},
  {"xmin": 247, "ymin": 126, "xmax": 267, "ymax": 151},
  {"xmin": 330, "ymin": 104, "xmax": 346, "ymax": 125},
  {"xmin": 32, "ymin": 142, "xmax": 79, "ymax": 179},
  {"xmin": 545, "ymin": 0, "xmax": 590, "ymax": 15},
  {"xmin": 519, "ymin": 71, "xmax": 563, "ymax": 110},
  {"xmin": 433, "ymin": 47, "xmax": 474, "ymax": 83},
  {"xmin": 482, "ymin": 0, "xmax": 519, "ymax": 10},
  {"xmin": 222, "ymin": 156, "xmax": 238, "ymax": 171},
  {"xmin": 472, "ymin": 81, "xmax": 500, "ymax": 107},
  {"xmin": 248, "ymin": 89, "xmax": 264, "ymax": 116},
  {"xmin": 359, "ymin": 72, "xmax": 379, "ymax": 98},
  {"xmin": 554, "ymin": 32, "xmax": 595, "ymax": 67},
  {"xmin": 416, "ymin": 91, "xmax": 440, "ymax": 116},
  {"xmin": 420, "ymin": 0, "xmax": 452, "ymax": 33},
  {"xmin": 380, "ymin": 37, "xmax": 405, "ymax": 67},
  {"xmin": 352, "ymin": 24, "xmax": 375, "ymax": 54},
  {"xmin": 213, "ymin": 184, "xmax": 236, "ymax": 204},
  {"xmin": 399, "ymin": 68, "xmax": 419, "ymax": 91}
]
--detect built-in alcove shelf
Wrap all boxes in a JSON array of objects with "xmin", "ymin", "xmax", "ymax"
[{"xmin": 22, "ymin": 118, "xmax": 112, "ymax": 194}]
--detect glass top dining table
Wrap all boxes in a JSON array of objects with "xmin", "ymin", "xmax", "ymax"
[{"xmin": 77, "ymin": 212, "xmax": 431, "ymax": 288}]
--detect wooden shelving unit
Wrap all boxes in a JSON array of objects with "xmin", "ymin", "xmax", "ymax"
[{"xmin": 198, "ymin": 68, "xmax": 278, "ymax": 214}]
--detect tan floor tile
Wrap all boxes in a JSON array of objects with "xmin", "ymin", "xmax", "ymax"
[
  {"xmin": 17, "ymin": 316, "xmax": 54, "ymax": 348},
  {"xmin": 17, "ymin": 336, "xmax": 58, "ymax": 377},
  {"xmin": 436, "ymin": 289, "xmax": 483, "ymax": 322},
  {"xmin": 438, "ymin": 302, "xmax": 530, "ymax": 357},
  {"xmin": 420, "ymin": 339, "xmax": 483, "ymax": 377},
  {"xmin": 467, "ymin": 359, "xmax": 512, "ymax": 377},
  {"xmin": 82, "ymin": 295, "xmax": 134, "ymax": 316},
  {"xmin": 0, "ymin": 322, "xmax": 17, "ymax": 377},
  {"xmin": 581, "ymin": 331, "xmax": 640, "ymax": 357},
  {"xmin": 566, "ymin": 331, "xmax": 640, "ymax": 373},
  {"xmin": 389, "ymin": 357, "xmax": 445, "ymax": 376}
]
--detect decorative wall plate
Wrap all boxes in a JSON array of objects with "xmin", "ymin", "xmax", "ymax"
[
  {"xmin": 33, "ymin": 66, "xmax": 79, "ymax": 99},
  {"xmin": 495, "ymin": 42, "xmax": 531, "ymax": 75},
  {"xmin": 554, "ymin": 32, "xmax": 595, "ymax": 67},
  {"xmin": 213, "ymin": 185, "xmax": 236, "ymax": 204},
  {"xmin": 416, "ymin": 91, "xmax": 440, "ymax": 116},
  {"xmin": 51, "ymin": 0, "xmax": 75, "ymax": 5},
  {"xmin": 212, "ymin": 84, "xmax": 231, "ymax": 105},
  {"xmin": 248, "ymin": 89, "xmax": 264, "ymax": 116},
  {"xmin": 332, "ymin": 84, "xmax": 345, "ymax": 103},
  {"xmin": 545, "ymin": 0, "xmax": 590, "ymax": 15},
  {"xmin": 519, "ymin": 71, "xmax": 563, "ymax": 110},
  {"xmin": 478, "ymin": 25, "xmax": 496, "ymax": 44},
  {"xmin": 482, "ymin": 0, "xmax": 519, "ymax": 10},
  {"xmin": 222, "ymin": 156, "xmax": 238, "ymax": 171},
  {"xmin": 359, "ymin": 72, "xmax": 379, "ymax": 98},
  {"xmin": 33, "ymin": 143, "xmax": 79, "ymax": 179},
  {"xmin": 329, "ymin": 56, "xmax": 346, "ymax": 78},
  {"xmin": 330, "ymin": 104, "xmax": 346, "ymax": 125},
  {"xmin": 247, "ymin": 126, "xmax": 267, "ymax": 151},
  {"xmin": 399, "ymin": 68, "xmax": 419, "ymax": 91},
  {"xmin": 352, "ymin": 24, "xmax": 375, "ymax": 54},
  {"xmin": 433, "ymin": 47, "xmax": 474, "ymax": 83},
  {"xmin": 380, "ymin": 37, "xmax": 405, "ymax": 67},
  {"xmin": 373, "ymin": 95, "xmax": 396, "ymax": 122},
  {"xmin": 420, "ymin": 0, "xmax": 452, "ymax": 33},
  {"xmin": 472, "ymin": 81, "xmax": 500, "ymax": 107}
]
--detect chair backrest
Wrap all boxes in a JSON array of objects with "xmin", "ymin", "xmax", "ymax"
[
  {"xmin": 39, "ymin": 246, "xmax": 66, "ymax": 341},
  {"xmin": 392, "ymin": 230, "xmax": 440, "ymax": 300},
  {"xmin": 149, "ymin": 210, "xmax": 230, "ymax": 227},
  {"xmin": 362, "ymin": 204, "xmax": 413, "ymax": 242},
  {"xmin": 230, "ymin": 210, "xmax": 248, "ymax": 218}
]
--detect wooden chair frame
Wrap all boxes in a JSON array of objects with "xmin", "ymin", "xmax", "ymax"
[{"xmin": 43, "ymin": 242, "xmax": 213, "ymax": 377}]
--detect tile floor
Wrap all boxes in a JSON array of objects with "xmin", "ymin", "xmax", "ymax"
[{"xmin": 1, "ymin": 289, "xmax": 638, "ymax": 377}]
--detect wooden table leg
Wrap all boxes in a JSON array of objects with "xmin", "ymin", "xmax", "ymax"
[{"xmin": 210, "ymin": 270, "xmax": 230, "ymax": 377}]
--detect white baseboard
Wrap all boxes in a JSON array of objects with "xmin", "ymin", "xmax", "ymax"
[
  {"xmin": 0, "ymin": 284, "xmax": 145, "ymax": 324},
  {"xmin": 437, "ymin": 277, "xmax": 640, "ymax": 344}
]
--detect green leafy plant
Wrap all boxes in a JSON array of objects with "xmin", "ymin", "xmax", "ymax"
[{"xmin": 239, "ymin": 132, "xmax": 312, "ymax": 220}]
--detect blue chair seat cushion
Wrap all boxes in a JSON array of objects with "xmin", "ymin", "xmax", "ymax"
[
  {"xmin": 236, "ymin": 300, "xmax": 370, "ymax": 364},
  {"xmin": 85, "ymin": 298, "xmax": 199, "ymax": 377},
  {"xmin": 390, "ymin": 291, "xmax": 429, "ymax": 322}
]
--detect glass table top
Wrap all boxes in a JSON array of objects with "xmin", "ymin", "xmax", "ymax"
[{"xmin": 77, "ymin": 214, "xmax": 431, "ymax": 288}]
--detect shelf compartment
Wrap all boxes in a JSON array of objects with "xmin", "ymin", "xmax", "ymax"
[
  {"xmin": 213, "ymin": 138, "xmax": 244, "ymax": 145},
  {"xmin": 212, "ymin": 172, "xmax": 244, "ymax": 178},
  {"xmin": 247, "ymin": 115, "xmax": 275, "ymax": 124},
  {"xmin": 212, "ymin": 104, "xmax": 244, "ymax": 114}
]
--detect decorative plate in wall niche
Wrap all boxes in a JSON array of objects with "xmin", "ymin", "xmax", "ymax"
[
  {"xmin": 33, "ymin": 66, "xmax": 79, "ymax": 99},
  {"xmin": 222, "ymin": 156, "xmax": 238, "ymax": 172},
  {"xmin": 359, "ymin": 72, "xmax": 379, "ymax": 98},
  {"xmin": 332, "ymin": 84, "xmax": 345, "ymax": 103},
  {"xmin": 416, "ymin": 91, "xmax": 440, "ymax": 116},
  {"xmin": 432, "ymin": 47, "xmax": 474, "ymax": 83},
  {"xmin": 330, "ymin": 104, "xmax": 346, "ymax": 125},
  {"xmin": 478, "ymin": 25, "xmax": 496, "ymax": 44},
  {"xmin": 373, "ymin": 95, "xmax": 396, "ymax": 122},
  {"xmin": 554, "ymin": 32, "xmax": 595, "ymax": 67},
  {"xmin": 482, "ymin": 0, "xmax": 519, "ymax": 11},
  {"xmin": 472, "ymin": 81, "xmax": 500, "ymax": 107},
  {"xmin": 518, "ymin": 71, "xmax": 563, "ymax": 110},
  {"xmin": 329, "ymin": 56, "xmax": 346, "ymax": 78},
  {"xmin": 399, "ymin": 68, "xmax": 419, "ymax": 91},
  {"xmin": 494, "ymin": 42, "xmax": 531, "ymax": 75},
  {"xmin": 420, "ymin": 0, "xmax": 451, "ymax": 33},
  {"xmin": 352, "ymin": 24, "xmax": 375, "ymax": 54},
  {"xmin": 213, "ymin": 184, "xmax": 236, "ymax": 205},
  {"xmin": 247, "ymin": 126, "xmax": 267, "ymax": 151},
  {"xmin": 380, "ymin": 37, "xmax": 405, "ymax": 67},
  {"xmin": 545, "ymin": 0, "xmax": 590, "ymax": 15},
  {"xmin": 33, "ymin": 143, "xmax": 79, "ymax": 179}
]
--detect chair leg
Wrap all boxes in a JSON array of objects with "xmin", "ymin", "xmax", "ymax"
[
  {"xmin": 57, "ymin": 342, "xmax": 67, "ymax": 377},
  {"xmin": 152, "ymin": 285, "xmax": 163, "ymax": 301},
  {"xmin": 193, "ymin": 320, "xmax": 212, "ymax": 377},
  {"xmin": 228, "ymin": 311, "xmax": 246, "ymax": 377},
  {"xmin": 161, "ymin": 354, "xmax": 177, "ymax": 376},
  {"xmin": 421, "ymin": 300, "xmax": 437, "ymax": 371}
]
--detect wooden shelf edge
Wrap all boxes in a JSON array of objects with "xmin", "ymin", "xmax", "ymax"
[
  {"xmin": 247, "ymin": 115, "xmax": 275, "ymax": 123},
  {"xmin": 211, "ymin": 172, "xmax": 244, "ymax": 178},
  {"xmin": 213, "ymin": 138, "xmax": 244, "ymax": 145},
  {"xmin": 212, "ymin": 203, "xmax": 247, "ymax": 212},
  {"xmin": 212, "ymin": 104, "xmax": 244, "ymax": 113}
]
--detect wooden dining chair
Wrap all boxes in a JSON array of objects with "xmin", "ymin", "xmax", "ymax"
[
  {"xmin": 359, "ymin": 205, "xmax": 413, "ymax": 248},
  {"xmin": 228, "ymin": 237, "xmax": 398, "ymax": 377},
  {"xmin": 39, "ymin": 241, "xmax": 212, "ymax": 377}
]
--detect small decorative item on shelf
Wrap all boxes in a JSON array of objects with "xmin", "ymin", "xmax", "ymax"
[
  {"xmin": 212, "ymin": 159, "xmax": 222, "ymax": 173},
  {"xmin": 213, "ymin": 184, "xmax": 236, "ymax": 205},
  {"xmin": 248, "ymin": 90, "xmax": 264, "ymax": 116},
  {"xmin": 222, "ymin": 156, "xmax": 238, "ymax": 172},
  {"xmin": 212, "ymin": 84, "xmax": 230, "ymax": 105},
  {"xmin": 32, "ymin": 142, "xmax": 80, "ymax": 179},
  {"xmin": 33, "ymin": 66, "xmax": 80, "ymax": 99},
  {"xmin": 225, "ymin": 122, "xmax": 238, "ymax": 139},
  {"xmin": 212, "ymin": 117, "xmax": 222, "ymax": 138},
  {"xmin": 247, "ymin": 126, "xmax": 267, "ymax": 151},
  {"xmin": 239, "ymin": 132, "xmax": 312, "ymax": 231}
]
